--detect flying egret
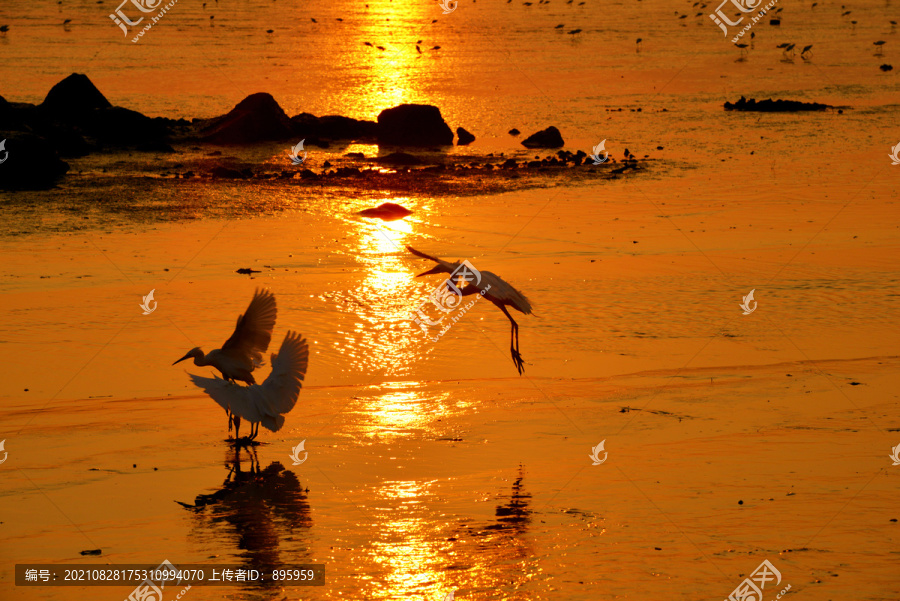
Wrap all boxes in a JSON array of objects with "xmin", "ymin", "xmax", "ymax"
[
  {"xmin": 173, "ymin": 288, "xmax": 277, "ymax": 432},
  {"xmin": 406, "ymin": 246, "xmax": 534, "ymax": 375},
  {"xmin": 188, "ymin": 331, "xmax": 309, "ymax": 442}
]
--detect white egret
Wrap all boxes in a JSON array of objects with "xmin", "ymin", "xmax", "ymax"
[
  {"xmin": 406, "ymin": 246, "xmax": 534, "ymax": 375},
  {"xmin": 188, "ymin": 331, "xmax": 309, "ymax": 442},
  {"xmin": 173, "ymin": 288, "xmax": 277, "ymax": 432}
]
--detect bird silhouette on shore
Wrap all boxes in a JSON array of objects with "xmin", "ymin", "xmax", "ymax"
[
  {"xmin": 407, "ymin": 246, "xmax": 534, "ymax": 375},
  {"xmin": 174, "ymin": 289, "xmax": 277, "ymax": 437},
  {"xmin": 189, "ymin": 331, "xmax": 309, "ymax": 443}
]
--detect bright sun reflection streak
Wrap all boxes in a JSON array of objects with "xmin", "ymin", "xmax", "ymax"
[
  {"xmin": 343, "ymin": 210, "xmax": 425, "ymax": 375},
  {"xmin": 351, "ymin": 2, "xmax": 431, "ymax": 113},
  {"xmin": 358, "ymin": 381, "xmax": 453, "ymax": 439},
  {"xmin": 369, "ymin": 479, "xmax": 456, "ymax": 599}
]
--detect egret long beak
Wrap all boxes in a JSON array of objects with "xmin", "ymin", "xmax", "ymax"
[
  {"xmin": 416, "ymin": 265, "xmax": 445, "ymax": 277},
  {"xmin": 172, "ymin": 353, "xmax": 191, "ymax": 365}
]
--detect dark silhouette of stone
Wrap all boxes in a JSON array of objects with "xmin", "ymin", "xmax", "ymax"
[
  {"xmin": 724, "ymin": 96, "xmax": 831, "ymax": 112},
  {"xmin": 376, "ymin": 104, "xmax": 453, "ymax": 146},
  {"xmin": 87, "ymin": 106, "xmax": 170, "ymax": 147},
  {"xmin": 203, "ymin": 93, "xmax": 294, "ymax": 144},
  {"xmin": 289, "ymin": 113, "xmax": 377, "ymax": 141},
  {"xmin": 210, "ymin": 166, "xmax": 247, "ymax": 179},
  {"xmin": 0, "ymin": 134, "xmax": 69, "ymax": 190},
  {"xmin": 521, "ymin": 126, "xmax": 564, "ymax": 148},
  {"xmin": 318, "ymin": 115, "xmax": 378, "ymax": 140},
  {"xmin": 509, "ymin": 128, "xmax": 521, "ymax": 136},
  {"xmin": 41, "ymin": 73, "xmax": 112, "ymax": 118},
  {"xmin": 456, "ymin": 127, "xmax": 475, "ymax": 145},
  {"xmin": 356, "ymin": 202, "xmax": 413, "ymax": 221},
  {"xmin": 372, "ymin": 152, "xmax": 424, "ymax": 166}
]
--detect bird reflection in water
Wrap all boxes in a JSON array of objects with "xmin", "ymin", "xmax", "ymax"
[
  {"xmin": 176, "ymin": 447, "xmax": 313, "ymax": 588},
  {"xmin": 445, "ymin": 467, "xmax": 534, "ymax": 577},
  {"xmin": 485, "ymin": 469, "xmax": 531, "ymax": 535}
]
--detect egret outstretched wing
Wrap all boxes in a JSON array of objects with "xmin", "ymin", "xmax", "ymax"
[
  {"xmin": 189, "ymin": 331, "xmax": 309, "ymax": 433},
  {"xmin": 405, "ymin": 245, "xmax": 458, "ymax": 274},
  {"xmin": 478, "ymin": 270, "xmax": 533, "ymax": 315},
  {"xmin": 220, "ymin": 288, "xmax": 277, "ymax": 367}
]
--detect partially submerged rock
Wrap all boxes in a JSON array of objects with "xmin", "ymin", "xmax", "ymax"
[
  {"xmin": 377, "ymin": 104, "xmax": 453, "ymax": 146},
  {"xmin": 521, "ymin": 126, "xmax": 564, "ymax": 148},
  {"xmin": 724, "ymin": 96, "xmax": 832, "ymax": 112},
  {"xmin": 290, "ymin": 112, "xmax": 378, "ymax": 141},
  {"xmin": 372, "ymin": 152, "xmax": 424, "ymax": 166},
  {"xmin": 356, "ymin": 202, "xmax": 413, "ymax": 221},
  {"xmin": 202, "ymin": 93, "xmax": 295, "ymax": 144},
  {"xmin": 0, "ymin": 134, "xmax": 69, "ymax": 190},
  {"xmin": 456, "ymin": 127, "xmax": 475, "ymax": 145},
  {"xmin": 41, "ymin": 73, "xmax": 112, "ymax": 118}
]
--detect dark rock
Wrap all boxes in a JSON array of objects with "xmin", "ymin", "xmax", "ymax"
[
  {"xmin": 80, "ymin": 549, "xmax": 102, "ymax": 556},
  {"xmin": 376, "ymin": 104, "xmax": 453, "ymax": 146},
  {"xmin": 456, "ymin": 127, "xmax": 475, "ymax": 145},
  {"xmin": 345, "ymin": 152, "xmax": 365, "ymax": 159},
  {"xmin": 202, "ymin": 93, "xmax": 294, "ymax": 144},
  {"xmin": 508, "ymin": 128, "xmax": 520, "ymax": 136},
  {"xmin": 501, "ymin": 158, "xmax": 518, "ymax": 169},
  {"xmin": 88, "ymin": 106, "xmax": 169, "ymax": 146},
  {"xmin": 210, "ymin": 166, "xmax": 246, "ymax": 179},
  {"xmin": 334, "ymin": 166, "xmax": 361, "ymax": 177},
  {"xmin": 318, "ymin": 115, "xmax": 378, "ymax": 140},
  {"xmin": 880, "ymin": 64, "xmax": 893, "ymax": 72},
  {"xmin": 372, "ymin": 152, "xmax": 424, "ymax": 166},
  {"xmin": 0, "ymin": 134, "xmax": 69, "ymax": 190},
  {"xmin": 356, "ymin": 202, "xmax": 413, "ymax": 221},
  {"xmin": 521, "ymin": 126, "xmax": 564, "ymax": 148},
  {"xmin": 299, "ymin": 168, "xmax": 317, "ymax": 179},
  {"xmin": 41, "ymin": 73, "xmax": 111, "ymax": 118},
  {"xmin": 724, "ymin": 96, "xmax": 831, "ymax": 112},
  {"xmin": 236, "ymin": 268, "xmax": 261, "ymax": 275},
  {"xmin": 39, "ymin": 125, "xmax": 93, "ymax": 158},
  {"xmin": 290, "ymin": 113, "xmax": 378, "ymax": 141}
]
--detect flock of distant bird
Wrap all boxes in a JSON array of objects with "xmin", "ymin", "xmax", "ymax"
[{"xmin": 174, "ymin": 247, "xmax": 534, "ymax": 446}]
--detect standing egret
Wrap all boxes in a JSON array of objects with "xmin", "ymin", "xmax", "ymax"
[
  {"xmin": 406, "ymin": 246, "xmax": 534, "ymax": 375},
  {"xmin": 188, "ymin": 331, "xmax": 309, "ymax": 442},
  {"xmin": 173, "ymin": 288, "xmax": 277, "ymax": 431},
  {"xmin": 173, "ymin": 288, "xmax": 277, "ymax": 383}
]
